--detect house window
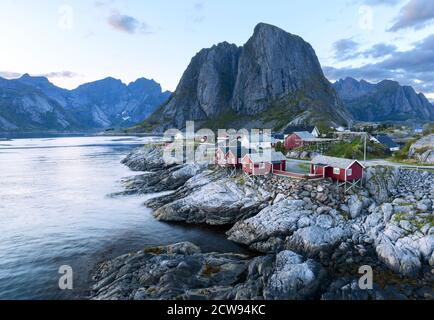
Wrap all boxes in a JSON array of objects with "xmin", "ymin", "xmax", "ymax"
[
  {"xmin": 259, "ymin": 163, "xmax": 265, "ymax": 169},
  {"xmin": 333, "ymin": 168, "xmax": 340, "ymax": 175},
  {"xmin": 347, "ymin": 169, "xmax": 352, "ymax": 176},
  {"xmin": 250, "ymin": 163, "xmax": 253, "ymax": 170}
]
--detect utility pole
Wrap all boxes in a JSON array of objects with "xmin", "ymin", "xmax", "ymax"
[{"xmin": 364, "ymin": 133, "xmax": 367, "ymax": 162}]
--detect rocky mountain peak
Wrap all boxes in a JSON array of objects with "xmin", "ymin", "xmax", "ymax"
[{"xmin": 139, "ymin": 23, "xmax": 350, "ymax": 132}]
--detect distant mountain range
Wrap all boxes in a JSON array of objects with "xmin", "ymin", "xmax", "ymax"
[
  {"xmin": 2, "ymin": 24, "xmax": 434, "ymax": 133},
  {"xmin": 333, "ymin": 77, "xmax": 434, "ymax": 123},
  {"xmin": 134, "ymin": 23, "xmax": 350, "ymax": 133},
  {"xmin": 0, "ymin": 74, "xmax": 170, "ymax": 131}
]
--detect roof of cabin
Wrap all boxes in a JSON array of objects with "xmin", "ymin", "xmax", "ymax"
[
  {"xmin": 283, "ymin": 126, "xmax": 316, "ymax": 135},
  {"xmin": 375, "ymin": 135, "xmax": 399, "ymax": 149},
  {"xmin": 244, "ymin": 151, "xmax": 287, "ymax": 164},
  {"xmin": 292, "ymin": 131, "xmax": 315, "ymax": 140},
  {"xmin": 311, "ymin": 155, "xmax": 365, "ymax": 169},
  {"xmin": 227, "ymin": 146, "xmax": 252, "ymax": 158}
]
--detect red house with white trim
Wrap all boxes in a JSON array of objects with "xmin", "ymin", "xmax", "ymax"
[
  {"xmin": 241, "ymin": 152, "xmax": 287, "ymax": 176},
  {"xmin": 284, "ymin": 131, "xmax": 315, "ymax": 150},
  {"xmin": 310, "ymin": 155, "xmax": 365, "ymax": 182}
]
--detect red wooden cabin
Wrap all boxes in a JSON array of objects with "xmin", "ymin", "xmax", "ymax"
[
  {"xmin": 241, "ymin": 152, "xmax": 287, "ymax": 176},
  {"xmin": 310, "ymin": 155, "xmax": 365, "ymax": 182},
  {"xmin": 284, "ymin": 131, "xmax": 315, "ymax": 150}
]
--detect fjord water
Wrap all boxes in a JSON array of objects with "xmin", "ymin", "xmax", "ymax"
[{"xmin": 0, "ymin": 136, "xmax": 246, "ymax": 300}]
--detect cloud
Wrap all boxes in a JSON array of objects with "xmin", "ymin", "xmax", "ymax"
[
  {"xmin": 0, "ymin": 71, "xmax": 22, "ymax": 79},
  {"xmin": 425, "ymin": 93, "xmax": 434, "ymax": 102},
  {"xmin": 0, "ymin": 71, "xmax": 79, "ymax": 80},
  {"xmin": 333, "ymin": 39, "xmax": 397, "ymax": 61},
  {"xmin": 325, "ymin": 34, "xmax": 434, "ymax": 93},
  {"xmin": 332, "ymin": 38, "xmax": 360, "ymax": 60},
  {"xmin": 362, "ymin": 43, "xmax": 397, "ymax": 58},
  {"xmin": 107, "ymin": 11, "xmax": 152, "ymax": 34},
  {"xmin": 41, "ymin": 71, "xmax": 78, "ymax": 78},
  {"xmin": 389, "ymin": 0, "xmax": 434, "ymax": 31}
]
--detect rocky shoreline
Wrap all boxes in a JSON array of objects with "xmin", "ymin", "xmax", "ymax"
[{"xmin": 91, "ymin": 145, "xmax": 433, "ymax": 300}]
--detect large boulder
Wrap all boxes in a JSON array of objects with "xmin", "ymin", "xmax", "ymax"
[
  {"xmin": 120, "ymin": 163, "xmax": 207, "ymax": 194},
  {"xmin": 153, "ymin": 176, "xmax": 271, "ymax": 225},
  {"xmin": 122, "ymin": 145, "xmax": 175, "ymax": 172},
  {"xmin": 91, "ymin": 242, "xmax": 250, "ymax": 300},
  {"xmin": 287, "ymin": 226, "xmax": 351, "ymax": 257},
  {"xmin": 91, "ymin": 243, "xmax": 327, "ymax": 300},
  {"xmin": 375, "ymin": 234, "xmax": 422, "ymax": 277},
  {"xmin": 227, "ymin": 200, "xmax": 309, "ymax": 252},
  {"xmin": 408, "ymin": 134, "xmax": 434, "ymax": 164},
  {"xmin": 364, "ymin": 166, "xmax": 399, "ymax": 203},
  {"xmin": 263, "ymin": 251, "xmax": 326, "ymax": 300}
]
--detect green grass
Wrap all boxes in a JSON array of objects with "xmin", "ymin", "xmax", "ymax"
[
  {"xmin": 325, "ymin": 138, "xmax": 389, "ymax": 160},
  {"xmin": 297, "ymin": 163, "xmax": 311, "ymax": 172},
  {"xmin": 392, "ymin": 213, "xmax": 434, "ymax": 231}
]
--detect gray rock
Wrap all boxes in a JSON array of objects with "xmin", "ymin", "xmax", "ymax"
[
  {"xmin": 227, "ymin": 200, "xmax": 309, "ymax": 252},
  {"xmin": 153, "ymin": 176, "xmax": 270, "ymax": 225},
  {"xmin": 375, "ymin": 234, "xmax": 422, "ymax": 277},
  {"xmin": 382, "ymin": 203, "xmax": 394, "ymax": 223},
  {"xmin": 287, "ymin": 226, "xmax": 350, "ymax": 257},
  {"xmin": 348, "ymin": 195, "xmax": 363, "ymax": 219},
  {"xmin": 409, "ymin": 135, "xmax": 434, "ymax": 164},
  {"xmin": 263, "ymin": 251, "xmax": 326, "ymax": 300}
]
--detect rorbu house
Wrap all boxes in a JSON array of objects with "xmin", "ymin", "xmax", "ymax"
[
  {"xmin": 226, "ymin": 145, "xmax": 252, "ymax": 168},
  {"xmin": 310, "ymin": 155, "xmax": 365, "ymax": 188},
  {"xmin": 284, "ymin": 131, "xmax": 316, "ymax": 150},
  {"xmin": 215, "ymin": 145, "xmax": 229, "ymax": 167},
  {"xmin": 241, "ymin": 151, "xmax": 287, "ymax": 176}
]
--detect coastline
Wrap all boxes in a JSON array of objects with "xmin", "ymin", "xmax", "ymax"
[{"xmin": 89, "ymin": 144, "xmax": 434, "ymax": 300}]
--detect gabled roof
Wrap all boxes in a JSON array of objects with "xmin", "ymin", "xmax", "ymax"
[
  {"xmin": 292, "ymin": 131, "xmax": 315, "ymax": 140},
  {"xmin": 243, "ymin": 151, "xmax": 287, "ymax": 164},
  {"xmin": 375, "ymin": 135, "xmax": 399, "ymax": 149},
  {"xmin": 227, "ymin": 146, "xmax": 252, "ymax": 158},
  {"xmin": 272, "ymin": 133, "xmax": 285, "ymax": 140},
  {"xmin": 283, "ymin": 125, "xmax": 316, "ymax": 135},
  {"xmin": 311, "ymin": 155, "xmax": 365, "ymax": 169}
]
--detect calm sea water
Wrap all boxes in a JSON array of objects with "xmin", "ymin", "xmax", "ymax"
[{"xmin": 0, "ymin": 136, "xmax": 247, "ymax": 300}]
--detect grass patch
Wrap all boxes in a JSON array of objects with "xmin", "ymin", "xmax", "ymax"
[
  {"xmin": 325, "ymin": 138, "xmax": 389, "ymax": 160},
  {"xmin": 297, "ymin": 163, "xmax": 310, "ymax": 172}
]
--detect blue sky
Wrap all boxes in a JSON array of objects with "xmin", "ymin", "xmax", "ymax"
[{"xmin": 1, "ymin": 0, "xmax": 434, "ymax": 100}]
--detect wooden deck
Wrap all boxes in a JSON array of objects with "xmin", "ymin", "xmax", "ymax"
[{"xmin": 273, "ymin": 170, "xmax": 323, "ymax": 180}]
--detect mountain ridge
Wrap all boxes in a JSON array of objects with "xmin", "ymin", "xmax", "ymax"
[
  {"xmin": 333, "ymin": 77, "xmax": 434, "ymax": 123},
  {"xmin": 0, "ymin": 74, "xmax": 171, "ymax": 131}
]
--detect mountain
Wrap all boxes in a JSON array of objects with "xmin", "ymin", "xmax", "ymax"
[
  {"xmin": 0, "ymin": 74, "xmax": 171, "ymax": 131},
  {"xmin": 333, "ymin": 77, "xmax": 434, "ymax": 122},
  {"xmin": 137, "ymin": 23, "xmax": 350, "ymax": 133}
]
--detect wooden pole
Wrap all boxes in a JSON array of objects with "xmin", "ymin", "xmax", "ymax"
[{"xmin": 364, "ymin": 134, "xmax": 367, "ymax": 162}]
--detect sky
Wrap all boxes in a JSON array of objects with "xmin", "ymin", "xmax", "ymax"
[{"xmin": 1, "ymin": 0, "xmax": 434, "ymax": 100}]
